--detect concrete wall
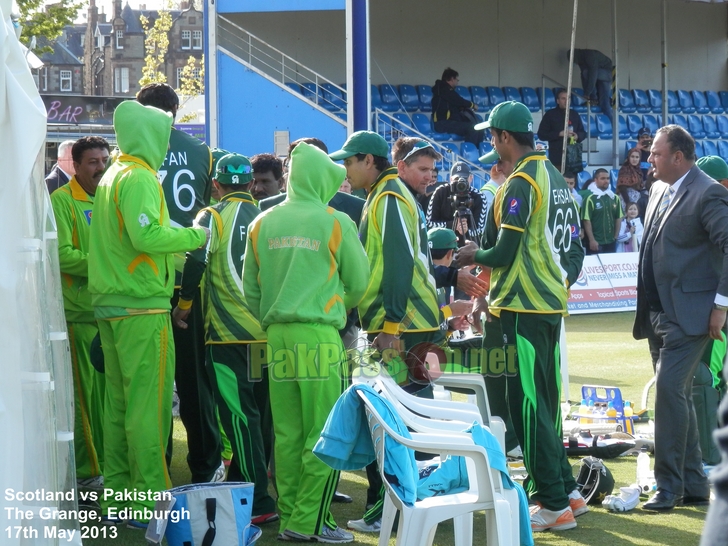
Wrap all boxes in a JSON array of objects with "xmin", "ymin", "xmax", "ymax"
[{"xmin": 225, "ymin": 0, "xmax": 728, "ymax": 91}]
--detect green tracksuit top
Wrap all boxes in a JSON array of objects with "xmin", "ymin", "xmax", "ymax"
[
  {"xmin": 487, "ymin": 152, "xmax": 584, "ymax": 315},
  {"xmin": 51, "ymin": 177, "xmax": 95, "ymax": 323},
  {"xmin": 88, "ymin": 101, "xmax": 207, "ymax": 311},
  {"xmin": 179, "ymin": 190, "xmax": 266, "ymax": 343},
  {"xmin": 358, "ymin": 168, "xmax": 440, "ymax": 335},
  {"xmin": 243, "ymin": 142, "xmax": 369, "ymax": 331}
]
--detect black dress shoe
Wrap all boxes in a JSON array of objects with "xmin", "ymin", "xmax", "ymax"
[
  {"xmin": 643, "ymin": 490, "xmax": 682, "ymax": 511},
  {"xmin": 332, "ymin": 491, "xmax": 353, "ymax": 503},
  {"xmin": 681, "ymin": 496, "xmax": 710, "ymax": 506}
]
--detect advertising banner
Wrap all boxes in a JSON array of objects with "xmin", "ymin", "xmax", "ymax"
[{"xmin": 567, "ymin": 253, "xmax": 638, "ymax": 314}]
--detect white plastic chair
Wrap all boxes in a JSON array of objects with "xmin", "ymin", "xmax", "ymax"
[{"xmin": 357, "ymin": 388, "xmax": 518, "ymax": 546}]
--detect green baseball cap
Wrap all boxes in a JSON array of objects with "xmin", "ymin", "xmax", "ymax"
[
  {"xmin": 329, "ymin": 130, "xmax": 389, "ymax": 160},
  {"xmin": 479, "ymin": 149, "xmax": 500, "ymax": 165},
  {"xmin": 474, "ymin": 101, "xmax": 534, "ymax": 133},
  {"xmin": 427, "ymin": 227, "xmax": 458, "ymax": 251},
  {"xmin": 215, "ymin": 153, "xmax": 254, "ymax": 185},
  {"xmin": 697, "ymin": 155, "xmax": 728, "ymax": 181}
]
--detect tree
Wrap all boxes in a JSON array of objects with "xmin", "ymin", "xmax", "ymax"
[
  {"xmin": 176, "ymin": 55, "xmax": 204, "ymax": 122},
  {"xmin": 139, "ymin": 8, "xmax": 173, "ymax": 86},
  {"xmin": 16, "ymin": 0, "xmax": 83, "ymax": 53}
]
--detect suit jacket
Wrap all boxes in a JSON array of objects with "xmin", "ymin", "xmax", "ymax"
[
  {"xmin": 45, "ymin": 164, "xmax": 70, "ymax": 194},
  {"xmin": 633, "ymin": 165, "xmax": 728, "ymax": 339}
]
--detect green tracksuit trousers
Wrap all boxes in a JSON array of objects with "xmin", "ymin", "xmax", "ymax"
[
  {"xmin": 68, "ymin": 322, "xmax": 105, "ymax": 479},
  {"xmin": 98, "ymin": 313, "xmax": 175, "ymax": 515},
  {"xmin": 500, "ymin": 310, "xmax": 576, "ymax": 511},
  {"xmin": 267, "ymin": 323, "xmax": 343, "ymax": 535},
  {"xmin": 208, "ymin": 343, "xmax": 276, "ymax": 516}
]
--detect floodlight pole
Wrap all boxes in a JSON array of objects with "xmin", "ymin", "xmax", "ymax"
[
  {"xmin": 661, "ymin": 0, "xmax": 668, "ymax": 127},
  {"xmin": 611, "ymin": 0, "xmax": 618, "ymax": 169},
  {"xmin": 561, "ymin": 0, "xmax": 579, "ymax": 174},
  {"xmin": 346, "ymin": 0, "xmax": 371, "ymax": 133}
]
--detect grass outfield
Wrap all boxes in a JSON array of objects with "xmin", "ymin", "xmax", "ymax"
[{"xmin": 84, "ymin": 312, "xmax": 708, "ymax": 545}]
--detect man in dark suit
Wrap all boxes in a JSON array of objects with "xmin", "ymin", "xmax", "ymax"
[
  {"xmin": 45, "ymin": 139, "xmax": 75, "ymax": 194},
  {"xmin": 634, "ymin": 125, "xmax": 728, "ymax": 511}
]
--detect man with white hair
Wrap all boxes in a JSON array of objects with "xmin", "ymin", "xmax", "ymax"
[{"xmin": 46, "ymin": 139, "xmax": 75, "ymax": 194}]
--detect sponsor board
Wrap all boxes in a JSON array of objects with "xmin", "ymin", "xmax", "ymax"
[{"xmin": 568, "ymin": 254, "xmax": 638, "ymax": 314}]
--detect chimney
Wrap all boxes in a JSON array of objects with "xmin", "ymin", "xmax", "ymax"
[
  {"xmin": 180, "ymin": 1, "xmax": 189, "ymax": 9},
  {"xmin": 139, "ymin": 4, "xmax": 146, "ymax": 10}
]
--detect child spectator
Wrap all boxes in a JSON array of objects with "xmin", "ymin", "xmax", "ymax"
[{"xmin": 616, "ymin": 202, "xmax": 643, "ymax": 252}]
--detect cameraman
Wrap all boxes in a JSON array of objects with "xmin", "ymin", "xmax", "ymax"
[{"xmin": 426, "ymin": 162, "xmax": 487, "ymax": 243}]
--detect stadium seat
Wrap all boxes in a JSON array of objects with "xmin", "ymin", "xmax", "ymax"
[
  {"xmin": 412, "ymin": 113, "xmax": 436, "ymax": 138},
  {"xmin": 626, "ymin": 114, "xmax": 642, "ymax": 137},
  {"xmin": 668, "ymin": 90, "xmax": 681, "ymax": 113},
  {"xmin": 633, "ymin": 89, "xmax": 651, "ymax": 113},
  {"xmin": 416, "ymin": 84, "xmax": 433, "ymax": 112},
  {"xmin": 487, "ymin": 86, "xmax": 506, "ymax": 107},
  {"xmin": 718, "ymin": 140, "xmax": 728, "ymax": 162},
  {"xmin": 688, "ymin": 114, "xmax": 706, "ymax": 139},
  {"xmin": 610, "ymin": 169, "xmax": 619, "ymax": 190},
  {"xmin": 624, "ymin": 140, "xmax": 637, "ymax": 158},
  {"xmin": 596, "ymin": 114, "xmax": 613, "ymax": 139},
  {"xmin": 301, "ymin": 82, "xmax": 319, "ymax": 103},
  {"xmin": 694, "ymin": 140, "xmax": 704, "ymax": 158},
  {"xmin": 577, "ymin": 170, "xmax": 591, "ymax": 189},
  {"xmin": 379, "ymin": 84, "xmax": 402, "ymax": 112},
  {"xmin": 321, "ymin": 83, "xmax": 345, "ymax": 110},
  {"xmin": 648, "ymin": 89, "xmax": 662, "ymax": 113},
  {"xmin": 503, "ymin": 86, "xmax": 523, "ymax": 104},
  {"xmin": 569, "ymin": 88, "xmax": 588, "ymax": 113},
  {"xmin": 643, "ymin": 114, "xmax": 659, "ymax": 135},
  {"xmin": 677, "ymin": 90, "xmax": 696, "ymax": 113},
  {"xmin": 672, "ymin": 114, "xmax": 689, "ymax": 131},
  {"xmin": 439, "ymin": 142, "xmax": 460, "ymax": 172},
  {"xmin": 580, "ymin": 113, "xmax": 597, "ymax": 138},
  {"xmin": 398, "ymin": 84, "xmax": 420, "ymax": 112},
  {"xmin": 717, "ymin": 115, "xmax": 728, "ymax": 139},
  {"xmin": 478, "ymin": 141, "xmax": 495, "ymax": 164},
  {"xmin": 703, "ymin": 115, "xmax": 721, "ymax": 139},
  {"xmin": 469, "ymin": 86, "xmax": 489, "ymax": 112},
  {"xmin": 617, "ymin": 116, "xmax": 631, "ymax": 139},
  {"xmin": 373, "ymin": 112, "xmax": 395, "ymax": 140},
  {"xmin": 619, "ymin": 89, "xmax": 636, "ymax": 113},
  {"xmin": 371, "ymin": 84, "xmax": 385, "ymax": 111},
  {"xmin": 460, "ymin": 142, "xmax": 480, "ymax": 164},
  {"xmin": 285, "ymin": 82, "xmax": 302, "ymax": 94},
  {"xmin": 703, "ymin": 140, "xmax": 718, "ymax": 157},
  {"xmin": 471, "ymin": 173, "xmax": 485, "ymax": 191},
  {"xmin": 536, "ymin": 87, "xmax": 556, "ymax": 110},
  {"xmin": 455, "ymin": 85, "xmax": 472, "ymax": 103},
  {"xmin": 520, "ymin": 87, "xmax": 540, "ymax": 112},
  {"xmin": 706, "ymin": 90, "xmax": 725, "ymax": 114},
  {"xmin": 691, "ymin": 90, "xmax": 709, "ymax": 114},
  {"xmin": 393, "ymin": 113, "xmax": 417, "ymax": 136}
]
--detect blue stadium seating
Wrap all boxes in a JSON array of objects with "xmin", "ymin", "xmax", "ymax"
[
  {"xmin": 694, "ymin": 140, "xmax": 704, "ymax": 158},
  {"xmin": 596, "ymin": 114, "xmax": 613, "ymax": 139},
  {"xmin": 619, "ymin": 89, "xmax": 636, "ymax": 113},
  {"xmin": 520, "ymin": 87, "xmax": 540, "ymax": 112},
  {"xmin": 412, "ymin": 113, "xmax": 435, "ymax": 138},
  {"xmin": 569, "ymin": 88, "xmax": 588, "ymax": 113},
  {"xmin": 626, "ymin": 114, "xmax": 643, "ymax": 137},
  {"xmin": 633, "ymin": 89, "xmax": 651, "ymax": 113},
  {"xmin": 460, "ymin": 142, "xmax": 480, "ymax": 164},
  {"xmin": 439, "ymin": 142, "xmax": 460, "ymax": 172},
  {"xmin": 455, "ymin": 85, "xmax": 472, "ymax": 103},
  {"xmin": 536, "ymin": 87, "xmax": 556, "ymax": 110},
  {"xmin": 610, "ymin": 169, "xmax": 618, "ymax": 190},
  {"xmin": 667, "ymin": 90, "xmax": 680, "ymax": 113},
  {"xmin": 718, "ymin": 140, "xmax": 728, "ymax": 162},
  {"xmin": 398, "ymin": 84, "xmax": 420, "ymax": 112},
  {"xmin": 677, "ymin": 90, "xmax": 695, "ymax": 113},
  {"xmin": 416, "ymin": 84, "xmax": 433, "ymax": 112},
  {"xmin": 703, "ymin": 115, "xmax": 720, "ymax": 139},
  {"xmin": 577, "ymin": 170, "xmax": 591, "ymax": 189},
  {"xmin": 648, "ymin": 89, "xmax": 663, "ymax": 113},
  {"xmin": 617, "ymin": 116, "xmax": 631, "ymax": 139},
  {"xmin": 579, "ymin": 113, "xmax": 597, "ymax": 137},
  {"xmin": 301, "ymin": 82, "xmax": 319, "ymax": 103},
  {"xmin": 479, "ymin": 141, "xmax": 495, "ymax": 164},
  {"xmin": 321, "ymin": 83, "xmax": 345, "ymax": 110},
  {"xmin": 688, "ymin": 114, "xmax": 705, "ymax": 139},
  {"xmin": 624, "ymin": 140, "xmax": 637, "ymax": 158},
  {"xmin": 691, "ymin": 90, "xmax": 709, "ymax": 114},
  {"xmin": 379, "ymin": 84, "xmax": 402, "ymax": 112},
  {"xmin": 672, "ymin": 114, "xmax": 689, "ymax": 131},
  {"xmin": 487, "ymin": 86, "xmax": 506, "ymax": 107},
  {"xmin": 472, "ymin": 174, "xmax": 485, "ymax": 191},
  {"xmin": 371, "ymin": 84, "xmax": 385, "ymax": 110},
  {"xmin": 503, "ymin": 86, "xmax": 523, "ymax": 104},
  {"xmin": 393, "ymin": 113, "xmax": 417, "ymax": 136},
  {"xmin": 286, "ymin": 82, "xmax": 302, "ymax": 94},
  {"xmin": 717, "ymin": 115, "xmax": 728, "ymax": 138},
  {"xmin": 721, "ymin": 91, "xmax": 728, "ymax": 111},
  {"xmin": 470, "ymin": 86, "xmax": 489, "ymax": 112},
  {"xmin": 703, "ymin": 140, "xmax": 718, "ymax": 157},
  {"xmin": 643, "ymin": 114, "xmax": 659, "ymax": 135},
  {"xmin": 706, "ymin": 91, "xmax": 724, "ymax": 114}
]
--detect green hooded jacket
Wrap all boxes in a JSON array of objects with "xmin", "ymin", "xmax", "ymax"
[
  {"xmin": 88, "ymin": 101, "xmax": 206, "ymax": 312},
  {"xmin": 243, "ymin": 142, "xmax": 369, "ymax": 331}
]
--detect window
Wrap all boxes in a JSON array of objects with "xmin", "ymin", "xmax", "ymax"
[
  {"xmin": 41, "ymin": 67, "xmax": 48, "ymax": 91},
  {"xmin": 114, "ymin": 67, "xmax": 129, "ymax": 93},
  {"xmin": 192, "ymin": 30, "xmax": 202, "ymax": 49},
  {"xmin": 80, "ymin": 34, "xmax": 85, "ymax": 47},
  {"xmin": 181, "ymin": 30, "xmax": 191, "ymax": 50},
  {"xmin": 176, "ymin": 66, "xmax": 201, "ymax": 89},
  {"xmin": 60, "ymin": 70, "xmax": 72, "ymax": 92},
  {"xmin": 96, "ymin": 32, "xmax": 103, "ymax": 49},
  {"xmin": 116, "ymin": 30, "xmax": 123, "ymax": 49}
]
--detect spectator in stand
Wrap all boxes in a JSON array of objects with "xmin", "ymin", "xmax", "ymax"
[
  {"xmin": 635, "ymin": 127, "xmax": 654, "ymax": 180},
  {"xmin": 570, "ymin": 48, "xmax": 614, "ymax": 119},
  {"xmin": 616, "ymin": 202, "xmax": 643, "ymax": 253},
  {"xmin": 537, "ymin": 89, "xmax": 586, "ymax": 171},
  {"xmin": 582, "ymin": 168, "xmax": 623, "ymax": 254},
  {"xmin": 46, "ymin": 139, "xmax": 76, "ymax": 194},
  {"xmin": 697, "ymin": 156, "xmax": 728, "ymax": 189},
  {"xmin": 431, "ymin": 68, "xmax": 484, "ymax": 145},
  {"xmin": 250, "ymin": 154, "xmax": 284, "ymax": 201},
  {"xmin": 617, "ymin": 147, "xmax": 648, "ymax": 218},
  {"xmin": 563, "ymin": 172, "xmax": 582, "ymax": 210}
]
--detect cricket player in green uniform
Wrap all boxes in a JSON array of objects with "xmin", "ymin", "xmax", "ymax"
[
  {"xmin": 172, "ymin": 153, "xmax": 277, "ymax": 523},
  {"xmin": 137, "ymin": 83, "xmax": 223, "ymax": 483},
  {"xmin": 51, "ymin": 136, "xmax": 110, "ymax": 486},
  {"xmin": 582, "ymin": 168, "xmax": 623, "ymax": 254},
  {"xmin": 88, "ymin": 101, "xmax": 209, "ymax": 526},
  {"xmin": 459, "ymin": 102, "xmax": 586, "ymax": 532},
  {"xmin": 243, "ymin": 143, "xmax": 368, "ymax": 543}
]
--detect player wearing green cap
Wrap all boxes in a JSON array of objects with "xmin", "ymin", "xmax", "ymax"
[
  {"xmin": 172, "ymin": 153, "xmax": 277, "ymax": 523},
  {"xmin": 88, "ymin": 101, "xmax": 209, "ymax": 525},
  {"xmin": 459, "ymin": 101, "xmax": 585, "ymax": 531},
  {"xmin": 51, "ymin": 136, "xmax": 110, "ymax": 487}
]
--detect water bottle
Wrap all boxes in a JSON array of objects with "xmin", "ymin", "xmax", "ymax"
[
  {"xmin": 606, "ymin": 401, "xmax": 617, "ymax": 420},
  {"xmin": 623, "ymin": 401, "xmax": 634, "ymax": 418},
  {"xmin": 587, "ymin": 400, "xmax": 596, "ymax": 423},
  {"xmin": 578, "ymin": 398, "xmax": 590, "ymax": 424},
  {"xmin": 636, "ymin": 452, "xmax": 656, "ymax": 494},
  {"xmin": 623, "ymin": 400, "xmax": 635, "ymax": 434}
]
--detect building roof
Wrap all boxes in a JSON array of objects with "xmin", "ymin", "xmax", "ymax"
[{"xmin": 39, "ymin": 36, "xmax": 83, "ymax": 66}]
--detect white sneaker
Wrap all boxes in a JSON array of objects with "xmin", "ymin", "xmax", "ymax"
[
  {"xmin": 602, "ymin": 485, "xmax": 641, "ymax": 512},
  {"xmin": 209, "ymin": 461, "xmax": 226, "ymax": 483},
  {"xmin": 530, "ymin": 506, "xmax": 577, "ymax": 532},
  {"xmin": 568, "ymin": 489, "xmax": 589, "ymax": 517},
  {"xmin": 506, "ymin": 446, "xmax": 523, "ymax": 459},
  {"xmin": 347, "ymin": 518, "xmax": 381, "ymax": 533}
]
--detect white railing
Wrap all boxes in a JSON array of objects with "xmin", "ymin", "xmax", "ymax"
[{"xmin": 217, "ymin": 16, "xmax": 347, "ymax": 116}]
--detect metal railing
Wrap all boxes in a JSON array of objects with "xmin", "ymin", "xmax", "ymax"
[{"xmin": 217, "ymin": 16, "xmax": 346, "ymax": 119}]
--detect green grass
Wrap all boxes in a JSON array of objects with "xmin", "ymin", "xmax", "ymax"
[{"xmin": 85, "ymin": 312, "xmax": 708, "ymax": 545}]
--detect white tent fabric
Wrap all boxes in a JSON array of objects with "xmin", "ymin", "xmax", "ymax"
[{"xmin": 0, "ymin": 1, "xmax": 79, "ymax": 545}]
